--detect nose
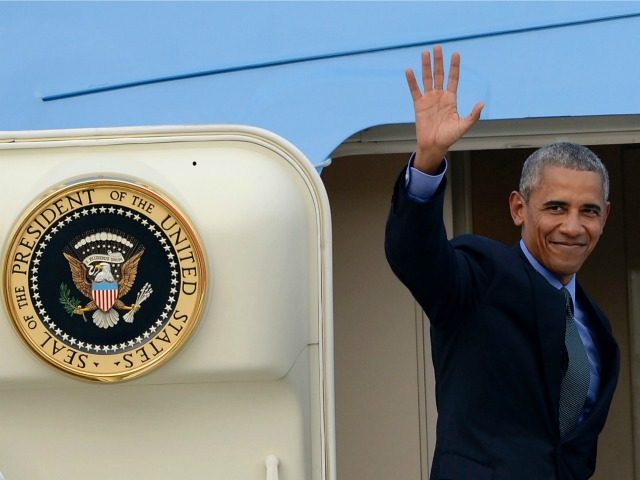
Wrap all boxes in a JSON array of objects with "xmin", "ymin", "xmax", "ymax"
[{"xmin": 559, "ymin": 210, "xmax": 583, "ymax": 237}]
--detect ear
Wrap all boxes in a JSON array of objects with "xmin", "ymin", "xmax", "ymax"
[{"xmin": 509, "ymin": 191, "xmax": 526, "ymax": 227}]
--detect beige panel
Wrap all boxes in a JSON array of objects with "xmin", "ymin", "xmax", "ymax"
[
  {"xmin": 0, "ymin": 381, "xmax": 306, "ymax": 479},
  {"xmin": 323, "ymin": 154, "xmax": 423, "ymax": 480},
  {"xmin": 0, "ymin": 127, "xmax": 334, "ymax": 480},
  {"xmin": 0, "ymin": 136, "xmax": 319, "ymax": 384}
]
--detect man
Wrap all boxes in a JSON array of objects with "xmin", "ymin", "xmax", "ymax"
[{"xmin": 385, "ymin": 46, "xmax": 620, "ymax": 479}]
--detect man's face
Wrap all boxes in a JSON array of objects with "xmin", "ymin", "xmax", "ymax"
[{"xmin": 509, "ymin": 165, "xmax": 610, "ymax": 285}]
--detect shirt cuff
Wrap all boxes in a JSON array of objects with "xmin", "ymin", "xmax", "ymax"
[{"xmin": 404, "ymin": 153, "xmax": 447, "ymax": 202}]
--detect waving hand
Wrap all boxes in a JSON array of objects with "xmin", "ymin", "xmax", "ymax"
[{"xmin": 406, "ymin": 46, "xmax": 484, "ymax": 173}]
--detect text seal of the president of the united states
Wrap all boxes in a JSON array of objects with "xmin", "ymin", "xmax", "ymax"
[{"xmin": 3, "ymin": 178, "xmax": 207, "ymax": 382}]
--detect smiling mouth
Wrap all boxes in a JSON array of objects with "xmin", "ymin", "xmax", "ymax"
[{"xmin": 550, "ymin": 241, "xmax": 587, "ymax": 248}]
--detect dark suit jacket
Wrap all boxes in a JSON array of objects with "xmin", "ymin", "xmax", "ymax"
[{"xmin": 385, "ymin": 174, "xmax": 620, "ymax": 480}]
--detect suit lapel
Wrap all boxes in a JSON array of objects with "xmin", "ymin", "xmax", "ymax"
[
  {"xmin": 515, "ymin": 245, "xmax": 566, "ymax": 422},
  {"xmin": 572, "ymin": 285, "xmax": 620, "ymax": 430},
  {"xmin": 514, "ymin": 245, "xmax": 619, "ymax": 440}
]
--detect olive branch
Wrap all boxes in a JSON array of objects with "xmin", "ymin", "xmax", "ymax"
[{"xmin": 59, "ymin": 283, "xmax": 85, "ymax": 320}]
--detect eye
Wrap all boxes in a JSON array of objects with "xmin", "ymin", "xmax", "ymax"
[
  {"xmin": 582, "ymin": 207, "xmax": 601, "ymax": 217},
  {"xmin": 546, "ymin": 205, "xmax": 565, "ymax": 213}
]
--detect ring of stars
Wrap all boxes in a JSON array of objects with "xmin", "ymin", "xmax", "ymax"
[{"xmin": 30, "ymin": 205, "xmax": 180, "ymax": 355}]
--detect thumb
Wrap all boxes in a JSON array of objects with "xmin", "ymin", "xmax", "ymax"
[
  {"xmin": 460, "ymin": 101, "xmax": 484, "ymax": 134},
  {"xmin": 469, "ymin": 101, "xmax": 484, "ymax": 122}
]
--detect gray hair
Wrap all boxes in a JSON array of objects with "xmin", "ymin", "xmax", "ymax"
[{"xmin": 519, "ymin": 142, "xmax": 609, "ymax": 201}]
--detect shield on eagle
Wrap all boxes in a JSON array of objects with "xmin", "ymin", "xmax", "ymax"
[{"xmin": 92, "ymin": 282, "xmax": 119, "ymax": 312}]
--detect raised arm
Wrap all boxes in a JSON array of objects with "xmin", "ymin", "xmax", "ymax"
[{"xmin": 406, "ymin": 46, "xmax": 484, "ymax": 174}]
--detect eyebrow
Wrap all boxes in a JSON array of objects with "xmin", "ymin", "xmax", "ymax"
[
  {"xmin": 582, "ymin": 203, "xmax": 603, "ymax": 213},
  {"xmin": 542, "ymin": 200, "xmax": 602, "ymax": 213}
]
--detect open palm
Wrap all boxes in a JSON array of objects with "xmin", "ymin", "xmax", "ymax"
[{"xmin": 406, "ymin": 47, "xmax": 483, "ymax": 173}]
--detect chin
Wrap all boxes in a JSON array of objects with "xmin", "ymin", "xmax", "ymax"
[{"xmin": 550, "ymin": 264, "xmax": 581, "ymax": 282}]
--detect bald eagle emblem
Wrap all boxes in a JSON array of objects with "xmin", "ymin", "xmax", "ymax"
[{"xmin": 62, "ymin": 230, "xmax": 153, "ymax": 329}]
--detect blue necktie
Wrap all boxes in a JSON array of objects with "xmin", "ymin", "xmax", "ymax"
[{"xmin": 558, "ymin": 287, "xmax": 590, "ymax": 437}]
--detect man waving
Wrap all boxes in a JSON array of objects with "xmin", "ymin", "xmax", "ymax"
[{"xmin": 385, "ymin": 46, "xmax": 619, "ymax": 480}]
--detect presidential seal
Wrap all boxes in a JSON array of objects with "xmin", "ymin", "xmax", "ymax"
[{"xmin": 3, "ymin": 178, "xmax": 207, "ymax": 382}]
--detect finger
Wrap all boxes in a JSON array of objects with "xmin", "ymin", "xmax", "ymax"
[
  {"xmin": 433, "ymin": 45, "xmax": 444, "ymax": 90},
  {"xmin": 460, "ymin": 101, "xmax": 484, "ymax": 133},
  {"xmin": 469, "ymin": 101, "xmax": 484, "ymax": 122},
  {"xmin": 421, "ymin": 50, "xmax": 433, "ymax": 91},
  {"xmin": 405, "ymin": 68, "xmax": 422, "ymax": 102},
  {"xmin": 447, "ymin": 52, "xmax": 460, "ymax": 94}
]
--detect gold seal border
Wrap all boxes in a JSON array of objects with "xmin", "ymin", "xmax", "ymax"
[{"xmin": 3, "ymin": 177, "xmax": 208, "ymax": 383}]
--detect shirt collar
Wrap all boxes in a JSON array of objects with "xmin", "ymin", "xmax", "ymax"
[{"xmin": 519, "ymin": 239, "xmax": 576, "ymax": 305}]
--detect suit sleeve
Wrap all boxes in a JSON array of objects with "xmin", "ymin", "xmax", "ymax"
[{"xmin": 384, "ymin": 170, "xmax": 489, "ymax": 327}]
